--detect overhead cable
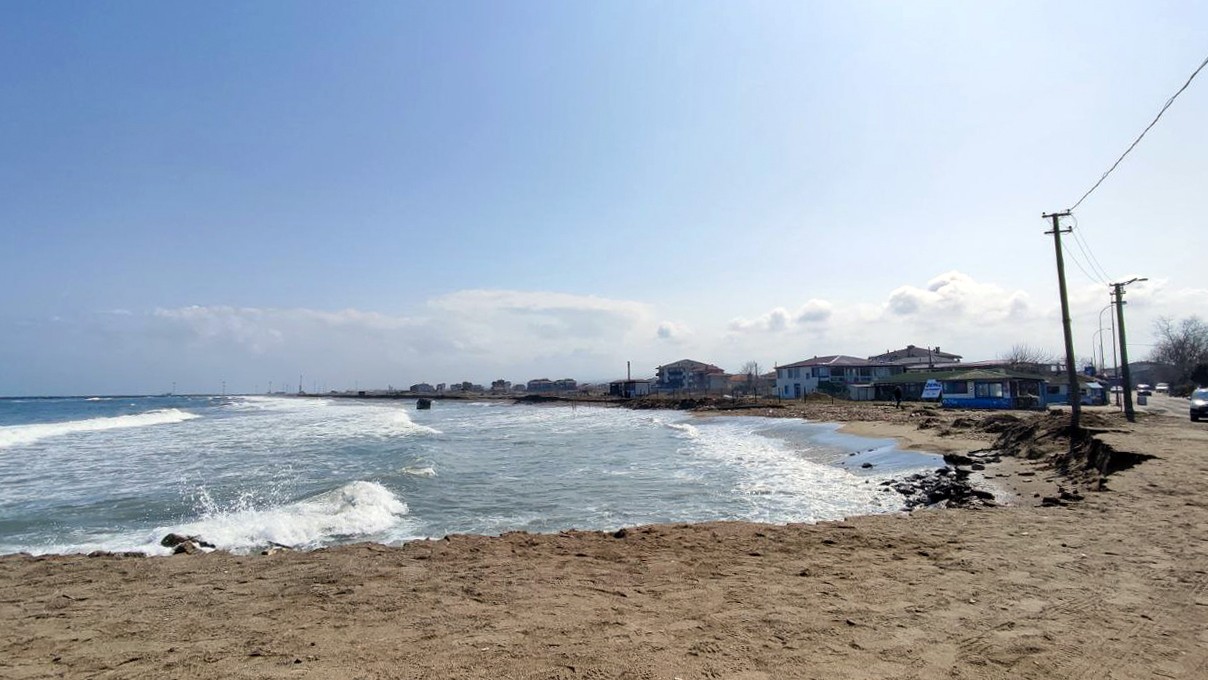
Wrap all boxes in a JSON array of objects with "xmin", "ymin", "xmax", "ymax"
[{"xmin": 1069, "ymin": 51, "xmax": 1208, "ymax": 212}]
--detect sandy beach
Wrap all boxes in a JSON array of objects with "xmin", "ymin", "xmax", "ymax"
[{"xmin": 3, "ymin": 398, "xmax": 1207, "ymax": 679}]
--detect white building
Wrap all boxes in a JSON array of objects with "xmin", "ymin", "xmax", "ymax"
[{"xmin": 775, "ymin": 355, "xmax": 900, "ymax": 399}]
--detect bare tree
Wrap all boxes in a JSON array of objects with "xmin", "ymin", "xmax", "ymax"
[
  {"xmin": 739, "ymin": 361, "xmax": 761, "ymax": 397},
  {"xmin": 999, "ymin": 344, "xmax": 1057, "ymax": 368},
  {"xmin": 1149, "ymin": 316, "xmax": 1208, "ymax": 387}
]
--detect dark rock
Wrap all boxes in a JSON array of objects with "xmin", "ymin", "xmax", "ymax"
[
  {"xmin": 612, "ymin": 528, "xmax": 628, "ymax": 539},
  {"xmin": 943, "ymin": 453, "xmax": 974, "ymax": 466},
  {"xmin": 1058, "ymin": 487, "xmax": 1084, "ymax": 502},
  {"xmin": 160, "ymin": 533, "xmax": 191, "ymax": 548},
  {"xmin": 1041, "ymin": 496, "xmax": 1067, "ymax": 507},
  {"xmin": 971, "ymin": 463, "xmax": 986, "ymax": 471},
  {"xmin": 861, "ymin": 462, "xmax": 874, "ymax": 469},
  {"xmin": 173, "ymin": 541, "xmax": 198, "ymax": 555},
  {"xmin": 884, "ymin": 466, "xmax": 998, "ymax": 511},
  {"xmin": 161, "ymin": 533, "xmax": 215, "ymax": 549}
]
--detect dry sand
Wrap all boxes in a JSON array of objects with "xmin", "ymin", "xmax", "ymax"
[{"xmin": 3, "ymin": 399, "xmax": 1207, "ymax": 679}]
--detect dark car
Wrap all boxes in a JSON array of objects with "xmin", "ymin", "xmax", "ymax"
[
  {"xmin": 1191, "ymin": 388, "xmax": 1208, "ymax": 422},
  {"xmin": 1136, "ymin": 383, "xmax": 1153, "ymax": 396}
]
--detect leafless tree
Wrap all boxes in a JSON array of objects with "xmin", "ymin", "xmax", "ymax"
[
  {"xmin": 739, "ymin": 361, "xmax": 760, "ymax": 397},
  {"xmin": 1149, "ymin": 316, "xmax": 1208, "ymax": 386},
  {"xmin": 999, "ymin": 344, "xmax": 1057, "ymax": 368}
]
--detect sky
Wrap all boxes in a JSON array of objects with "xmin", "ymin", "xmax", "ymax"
[{"xmin": 2, "ymin": 1, "xmax": 1207, "ymax": 396}]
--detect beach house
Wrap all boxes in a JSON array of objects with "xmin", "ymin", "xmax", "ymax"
[
  {"xmin": 875, "ymin": 368, "xmax": 1048, "ymax": 409},
  {"xmin": 775, "ymin": 355, "xmax": 900, "ymax": 399}
]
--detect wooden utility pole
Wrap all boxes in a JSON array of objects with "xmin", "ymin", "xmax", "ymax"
[
  {"xmin": 1112, "ymin": 277, "xmax": 1147, "ymax": 422},
  {"xmin": 1044, "ymin": 211, "xmax": 1081, "ymax": 433}
]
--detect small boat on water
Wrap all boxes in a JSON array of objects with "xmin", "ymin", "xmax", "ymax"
[{"xmin": 416, "ymin": 398, "xmax": 432, "ymax": 410}]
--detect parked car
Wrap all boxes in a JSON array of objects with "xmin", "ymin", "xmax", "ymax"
[
  {"xmin": 1136, "ymin": 383, "xmax": 1153, "ymax": 396},
  {"xmin": 1191, "ymin": 388, "xmax": 1208, "ymax": 422},
  {"xmin": 1155, "ymin": 383, "xmax": 1170, "ymax": 394}
]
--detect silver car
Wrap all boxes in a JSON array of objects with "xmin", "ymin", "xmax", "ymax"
[{"xmin": 1192, "ymin": 388, "xmax": 1208, "ymax": 422}]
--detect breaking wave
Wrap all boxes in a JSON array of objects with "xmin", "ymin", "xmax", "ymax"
[
  {"xmin": 156, "ymin": 481, "xmax": 409, "ymax": 554},
  {"xmin": 0, "ymin": 409, "xmax": 200, "ymax": 449}
]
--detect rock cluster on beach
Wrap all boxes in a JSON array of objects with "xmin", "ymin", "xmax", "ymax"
[
  {"xmin": 160, "ymin": 533, "xmax": 215, "ymax": 555},
  {"xmin": 882, "ymin": 449, "xmax": 1003, "ymax": 510}
]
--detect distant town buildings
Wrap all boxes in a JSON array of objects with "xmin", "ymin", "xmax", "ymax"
[
  {"xmin": 525, "ymin": 378, "xmax": 578, "ymax": 393},
  {"xmin": 378, "ymin": 337, "xmax": 1159, "ymax": 411},
  {"xmin": 655, "ymin": 359, "xmax": 726, "ymax": 393}
]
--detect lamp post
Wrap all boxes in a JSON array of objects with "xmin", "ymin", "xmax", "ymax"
[{"xmin": 1092, "ymin": 328, "xmax": 1105, "ymax": 373}]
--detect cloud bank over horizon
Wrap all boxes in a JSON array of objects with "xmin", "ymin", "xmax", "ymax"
[{"xmin": 2, "ymin": 271, "xmax": 1202, "ymax": 396}]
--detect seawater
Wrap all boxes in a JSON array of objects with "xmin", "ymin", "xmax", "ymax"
[{"xmin": 0, "ymin": 395, "xmax": 942, "ymax": 556}]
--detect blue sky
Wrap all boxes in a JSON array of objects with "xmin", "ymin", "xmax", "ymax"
[{"xmin": 2, "ymin": 1, "xmax": 1206, "ymax": 395}]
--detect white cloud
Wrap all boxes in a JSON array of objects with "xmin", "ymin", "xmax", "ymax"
[
  {"xmin": 9, "ymin": 273, "xmax": 1206, "ymax": 396},
  {"xmin": 885, "ymin": 271, "xmax": 1031, "ymax": 322},
  {"xmin": 125, "ymin": 290, "xmax": 667, "ymax": 389},
  {"xmin": 796, "ymin": 299, "xmax": 833, "ymax": 323},
  {"xmin": 656, "ymin": 321, "xmax": 692, "ymax": 343}
]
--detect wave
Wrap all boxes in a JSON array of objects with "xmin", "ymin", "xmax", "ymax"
[
  {"xmin": 400, "ymin": 466, "xmax": 437, "ymax": 478},
  {"xmin": 225, "ymin": 395, "xmax": 334, "ymax": 411},
  {"xmin": 0, "ymin": 409, "xmax": 201, "ymax": 449},
  {"xmin": 641, "ymin": 416, "xmax": 699, "ymax": 438},
  {"xmin": 157, "ymin": 481, "xmax": 409, "ymax": 554},
  {"xmin": 388, "ymin": 412, "xmax": 441, "ymax": 436}
]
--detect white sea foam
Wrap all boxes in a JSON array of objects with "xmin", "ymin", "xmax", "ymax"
[
  {"xmin": 156, "ymin": 481, "xmax": 409, "ymax": 554},
  {"xmin": 0, "ymin": 409, "xmax": 200, "ymax": 449},
  {"xmin": 663, "ymin": 422, "xmax": 700, "ymax": 438},
  {"xmin": 401, "ymin": 466, "xmax": 437, "ymax": 478}
]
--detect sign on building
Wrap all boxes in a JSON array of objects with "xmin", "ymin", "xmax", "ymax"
[{"xmin": 921, "ymin": 379, "xmax": 943, "ymax": 400}]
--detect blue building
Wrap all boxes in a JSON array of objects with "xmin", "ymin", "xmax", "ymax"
[{"xmin": 876, "ymin": 369, "xmax": 1048, "ymax": 410}]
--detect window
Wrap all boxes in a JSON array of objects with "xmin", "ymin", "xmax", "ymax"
[
  {"xmin": 942, "ymin": 381, "xmax": 968, "ymax": 395},
  {"xmin": 975, "ymin": 382, "xmax": 1004, "ymax": 398}
]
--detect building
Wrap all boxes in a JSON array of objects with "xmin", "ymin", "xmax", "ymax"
[
  {"xmin": 490, "ymin": 379, "xmax": 511, "ymax": 393},
  {"xmin": 775, "ymin": 355, "xmax": 900, "ymax": 399},
  {"xmin": 525, "ymin": 378, "xmax": 578, "ymax": 393},
  {"xmin": 868, "ymin": 344, "xmax": 962, "ymax": 368},
  {"xmin": 609, "ymin": 379, "xmax": 653, "ymax": 398},
  {"xmin": 409, "ymin": 383, "xmax": 435, "ymax": 394},
  {"xmin": 654, "ymin": 359, "xmax": 726, "ymax": 393},
  {"xmin": 1045, "ymin": 374, "xmax": 1108, "ymax": 406},
  {"xmin": 875, "ymin": 369, "xmax": 1048, "ymax": 409},
  {"xmin": 526, "ymin": 378, "xmax": 555, "ymax": 393}
]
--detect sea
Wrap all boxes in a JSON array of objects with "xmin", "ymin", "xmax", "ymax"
[{"xmin": 0, "ymin": 395, "xmax": 944, "ymax": 556}]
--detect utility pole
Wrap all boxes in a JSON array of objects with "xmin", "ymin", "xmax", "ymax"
[
  {"xmin": 1044, "ymin": 211, "xmax": 1081, "ymax": 432},
  {"xmin": 1112, "ymin": 277, "xmax": 1147, "ymax": 422}
]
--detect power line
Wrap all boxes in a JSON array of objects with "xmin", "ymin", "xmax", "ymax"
[
  {"xmin": 1061, "ymin": 239, "xmax": 1103, "ymax": 285},
  {"xmin": 1069, "ymin": 215, "xmax": 1113, "ymax": 282},
  {"xmin": 1069, "ymin": 51, "xmax": 1208, "ymax": 212},
  {"xmin": 1071, "ymin": 228, "xmax": 1109, "ymax": 283}
]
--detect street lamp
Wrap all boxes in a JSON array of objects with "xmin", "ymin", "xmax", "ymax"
[{"xmin": 1097, "ymin": 301, "xmax": 1118, "ymax": 382}]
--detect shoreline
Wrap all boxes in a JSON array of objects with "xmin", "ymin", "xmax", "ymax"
[
  {"xmin": 5, "ymin": 406, "xmax": 1206, "ymax": 678},
  {"xmin": 3, "ymin": 404, "xmax": 1003, "ymax": 560},
  {"xmin": 1, "ymin": 401, "xmax": 1035, "ymax": 560}
]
